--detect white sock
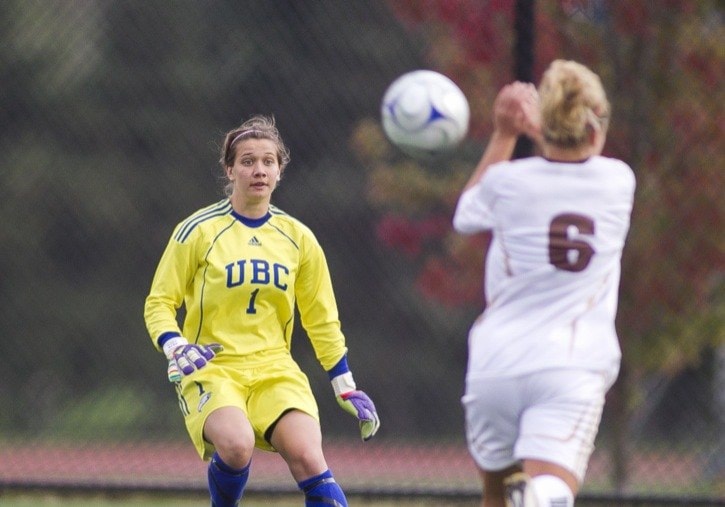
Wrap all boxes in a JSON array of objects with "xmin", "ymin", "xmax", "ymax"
[{"xmin": 530, "ymin": 475, "xmax": 574, "ymax": 507}]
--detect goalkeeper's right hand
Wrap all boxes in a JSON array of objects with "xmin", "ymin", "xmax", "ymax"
[{"xmin": 162, "ymin": 337, "xmax": 223, "ymax": 383}]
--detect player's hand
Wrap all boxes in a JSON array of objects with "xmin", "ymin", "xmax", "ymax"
[
  {"xmin": 493, "ymin": 81, "xmax": 541, "ymax": 142},
  {"xmin": 331, "ymin": 371, "xmax": 380, "ymax": 441},
  {"xmin": 336, "ymin": 390, "xmax": 380, "ymax": 441},
  {"xmin": 163, "ymin": 337, "xmax": 223, "ymax": 383}
]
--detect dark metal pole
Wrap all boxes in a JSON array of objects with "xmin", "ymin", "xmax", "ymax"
[{"xmin": 513, "ymin": 0, "xmax": 535, "ymax": 158}]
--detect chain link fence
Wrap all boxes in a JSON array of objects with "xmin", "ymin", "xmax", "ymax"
[{"xmin": 1, "ymin": 1, "xmax": 722, "ymax": 505}]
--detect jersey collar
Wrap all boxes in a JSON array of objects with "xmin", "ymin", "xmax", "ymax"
[
  {"xmin": 230, "ymin": 209, "xmax": 272, "ymax": 228},
  {"xmin": 543, "ymin": 156, "xmax": 592, "ymax": 164}
]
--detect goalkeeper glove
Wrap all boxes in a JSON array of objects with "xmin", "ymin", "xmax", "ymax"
[
  {"xmin": 331, "ymin": 371, "xmax": 380, "ymax": 441},
  {"xmin": 163, "ymin": 336, "xmax": 223, "ymax": 383}
]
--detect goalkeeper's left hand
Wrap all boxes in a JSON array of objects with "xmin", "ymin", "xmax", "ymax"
[{"xmin": 331, "ymin": 371, "xmax": 380, "ymax": 441}]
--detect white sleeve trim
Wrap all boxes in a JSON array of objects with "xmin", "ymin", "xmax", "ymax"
[
  {"xmin": 330, "ymin": 372, "xmax": 356, "ymax": 396},
  {"xmin": 162, "ymin": 336, "xmax": 189, "ymax": 358}
]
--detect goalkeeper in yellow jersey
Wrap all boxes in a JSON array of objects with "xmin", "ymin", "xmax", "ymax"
[{"xmin": 144, "ymin": 115, "xmax": 379, "ymax": 507}]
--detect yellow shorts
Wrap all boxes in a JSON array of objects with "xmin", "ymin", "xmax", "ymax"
[{"xmin": 174, "ymin": 353, "xmax": 319, "ymax": 459}]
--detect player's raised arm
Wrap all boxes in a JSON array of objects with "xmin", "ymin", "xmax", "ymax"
[{"xmin": 460, "ymin": 81, "xmax": 541, "ymax": 193}]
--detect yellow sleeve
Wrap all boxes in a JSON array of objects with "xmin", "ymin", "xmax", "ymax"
[
  {"xmin": 143, "ymin": 223, "xmax": 199, "ymax": 351},
  {"xmin": 295, "ymin": 233, "xmax": 348, "ymax": 371}
]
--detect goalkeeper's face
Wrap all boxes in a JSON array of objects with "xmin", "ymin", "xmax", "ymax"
[{"xmin": 226, "ymin": 138, "xmax": 282, "ymax": 206}]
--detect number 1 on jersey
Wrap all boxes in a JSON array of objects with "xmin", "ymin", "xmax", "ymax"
[{"xmin": 246, "ymin": 288, "xmax": 259, "ymax": 314}]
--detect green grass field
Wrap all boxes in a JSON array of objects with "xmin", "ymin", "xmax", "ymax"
[
  {"xmin": 0, "ymin": 493, "xmax": 475, "ymax": 506},
  {"xmin": 3, "ymin": 491, "xmax": 722, "ymax": 506}
]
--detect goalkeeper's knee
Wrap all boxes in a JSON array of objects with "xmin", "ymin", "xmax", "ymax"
[{"xmin": 298, "ymin": 469, "xmax": 347, "ymax": 507}]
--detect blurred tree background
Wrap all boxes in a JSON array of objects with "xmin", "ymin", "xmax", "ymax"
[{"xmin": 0, "ymin": 0, "xmax": 722, "ymax": 501}]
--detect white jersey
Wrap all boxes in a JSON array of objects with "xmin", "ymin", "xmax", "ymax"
[{"xmin": 453, "ymin": 155, "xmax": 635, "ymax": 381}]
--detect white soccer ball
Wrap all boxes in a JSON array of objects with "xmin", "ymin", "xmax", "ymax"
[{"xmin": 381, "ymin": 70, "xmax": 470, "ymax": 159}]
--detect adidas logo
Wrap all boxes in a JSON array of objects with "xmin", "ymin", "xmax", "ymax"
[{"xmin": 248, "ymin": 236, "xmax": 262, "ymax": 246}]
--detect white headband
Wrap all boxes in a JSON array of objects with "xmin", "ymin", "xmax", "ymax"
[{"xmin": 229, "ymin": 129, "xmax": 263, "ymax": 148}]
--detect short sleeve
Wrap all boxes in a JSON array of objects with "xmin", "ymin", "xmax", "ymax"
[{"xmin": 452, "ymin": 165, "xmax": 503, "ymax": 234}]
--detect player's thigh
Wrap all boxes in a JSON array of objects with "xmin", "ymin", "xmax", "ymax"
[
  {"xmin": 176, "ymin": 364, "xmax": 250, "ymax": 460},
  {"xmin": 246, "ymin": 358, "xmax": 319, "ymax": 451},
  {"xmin": 270, "ymin": 410, "xmax": 327, "ymax": 481},
  {"xmin": 203, "ymin": 406, "xmax": 255, "ymax": 455},
  {"xmin": 270, "ymin": 409, "xmax": 322, "ymax": 452},
  {"xmin": 516, "ymin": 369, "xmax": 608, "ymax": 483},
  {"xmin": 462, "ymin": 376, "xmax": 524, "ymax": 472}
]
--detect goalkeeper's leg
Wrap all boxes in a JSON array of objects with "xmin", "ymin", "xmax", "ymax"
[
  {"xmin": 270, "ymin": 410, "xmax": 348, "ymax": 506},
  {"xmin": 208, "ymin": 452, "xmax": 250, "ymax": 507},
  {"xmin": 203, "ymin": 407, "xmax": 256, "ymax": 507},
  {"xmin": 298, "ymin": 469, "xmax": 347, "ymax": 507}
]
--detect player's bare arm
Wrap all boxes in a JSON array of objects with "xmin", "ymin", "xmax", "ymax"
[{"xmin": 461, "ymin": 81, "xmax": 541, "ymax": 192}]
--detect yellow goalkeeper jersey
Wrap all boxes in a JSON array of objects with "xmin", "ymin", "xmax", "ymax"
[{"xmin": 144, "ymin": 199, "xmax": 347, "ymax": 371}]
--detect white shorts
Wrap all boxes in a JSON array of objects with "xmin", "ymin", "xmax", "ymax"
[{"xmin": 462, "ymin": 369, "xmax": 611, "ymax": 483}]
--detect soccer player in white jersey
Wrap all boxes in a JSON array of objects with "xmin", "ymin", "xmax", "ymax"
[
  {"xmin": 144, "ymin": 115, "xmax": 379, "ymax": 507},
  {"xmin": 453, "ymin": 60, "xmax": 635, "ymax": 507}
]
